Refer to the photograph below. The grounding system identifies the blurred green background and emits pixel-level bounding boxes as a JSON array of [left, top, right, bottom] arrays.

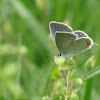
[[0, 0, 100, 100]]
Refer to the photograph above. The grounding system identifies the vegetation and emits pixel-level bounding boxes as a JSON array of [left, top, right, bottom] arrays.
[[0, 0, 100, 100]]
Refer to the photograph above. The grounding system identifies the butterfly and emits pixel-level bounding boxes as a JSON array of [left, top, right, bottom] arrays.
[[49, 21, 95, 57]]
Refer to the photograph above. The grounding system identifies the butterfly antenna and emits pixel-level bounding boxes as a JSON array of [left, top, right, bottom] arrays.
[[93, 43, 98, 45]]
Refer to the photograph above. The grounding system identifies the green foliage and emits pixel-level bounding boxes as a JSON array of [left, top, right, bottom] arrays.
[[51, 66, 60, 80], [43, 56, 99, 100], [84, 65, 100, 81], [0, 0, 100, 100], [54, 56, 65, 67], [42, 96, 50, 100], [55, 79, 66, 96], [70, 70, 76, 80], [76, 78, 83, 84], [71, 93, 79, 100]]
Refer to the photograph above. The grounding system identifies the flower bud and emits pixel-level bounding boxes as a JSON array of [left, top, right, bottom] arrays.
[[55, 79, 65, 94], [67, 57, 77, 67], [42, 96, 50, 100], [71, 93, 79, 100], [84, 56, 96, 71], [76, 78, 83, 84], [67, 91, 72, 97], [54, 56, 65, 67], [19, 46, 28, 55], [62, 86, 66, 95]]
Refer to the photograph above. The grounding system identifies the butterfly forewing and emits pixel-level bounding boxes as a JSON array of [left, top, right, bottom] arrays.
[[49, 22, 73, 44]]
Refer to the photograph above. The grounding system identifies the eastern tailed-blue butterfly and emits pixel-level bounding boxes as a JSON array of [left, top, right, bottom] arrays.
[[49, 21, 95, 57]]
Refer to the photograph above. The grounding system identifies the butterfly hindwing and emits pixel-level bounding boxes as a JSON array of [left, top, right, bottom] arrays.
[[64, 37, 93, 56], [55, 32, 93, 56], [55, 32, 77, 55], [73, 31, 88, 38]]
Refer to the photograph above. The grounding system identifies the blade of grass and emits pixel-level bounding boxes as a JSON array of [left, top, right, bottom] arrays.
[[84, 78, 93, 100], [84, 65, 100, 81], [83, 65, 100, 100], [16, 33, 22, 98], [8, 0, 51, 53]]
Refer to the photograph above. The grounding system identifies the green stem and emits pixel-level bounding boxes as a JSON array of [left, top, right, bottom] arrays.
[[84, 78, 93, 100], [65, 69, 70, 100], [50, 80, 56, 100], [82, 72, 88, 80], [69, 81, 73, 91], [67, 69, 70, 92], [45, 78, 51, 96]]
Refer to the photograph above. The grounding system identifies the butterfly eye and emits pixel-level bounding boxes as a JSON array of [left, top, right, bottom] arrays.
[[57, 53, 62, 57]]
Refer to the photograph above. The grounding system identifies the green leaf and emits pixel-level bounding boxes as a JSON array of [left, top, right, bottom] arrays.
[[70, 70, 76, 80], [51, 66, 60, 79], [84, 65, 100, 81]]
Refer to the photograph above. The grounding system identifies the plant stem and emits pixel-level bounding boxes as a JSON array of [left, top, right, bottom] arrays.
[[67, 69, 70, 92], [45, 78, 51, 96], [65, 69, 70, 100], [50, 80, 56, 100], [69, 81, 73, 91], [82, 71, 88, 80]]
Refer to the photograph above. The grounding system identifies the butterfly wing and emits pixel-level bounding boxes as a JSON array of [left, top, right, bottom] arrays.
[[49, 22, 73, 44], [73, 30, 88, 38], [55, 32, 93, 57], [55, 32, 77, 55], [64, 37, 93, 56]]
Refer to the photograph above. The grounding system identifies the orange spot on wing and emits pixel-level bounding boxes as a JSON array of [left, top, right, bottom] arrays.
[[86, 41, 91, 47]]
